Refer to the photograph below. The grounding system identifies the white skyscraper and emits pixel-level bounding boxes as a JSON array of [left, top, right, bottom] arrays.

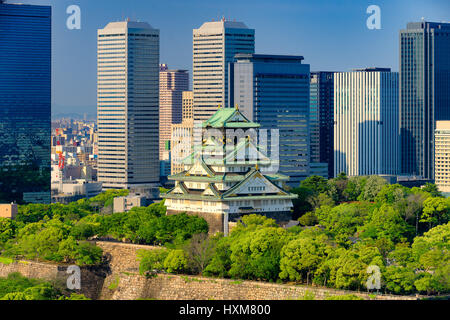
[[193, 18, 255, 121], [97, 21, 160, 189], [334, 68, 399, 177]]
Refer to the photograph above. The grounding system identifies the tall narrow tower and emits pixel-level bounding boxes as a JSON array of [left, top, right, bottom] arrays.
[[159, 65, 189, 161], [0, 2, 51, 203], [399, 21, 450, 180], [193, 19, 254, 121], [97, 21, 160, 190]]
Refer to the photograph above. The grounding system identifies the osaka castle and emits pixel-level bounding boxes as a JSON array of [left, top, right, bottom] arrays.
[[163, 106, 296, 234]]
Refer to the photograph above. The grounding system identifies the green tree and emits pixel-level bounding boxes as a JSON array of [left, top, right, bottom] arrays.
[[421, 197, 450, 229], [279, 234, 328, 284], [228, 226, 289, 281], [357, 176, 387, 202], [185, 233, 217, 275], [358, 204, 414, 242], [343, 176, 367, 201], [421, 183, 442, 197], [137, 249, 169, 275], [0, 218, 16, 245], [298, 211, 319, 226], [163, 249, 188, 273], [300, 175, 330, 195]]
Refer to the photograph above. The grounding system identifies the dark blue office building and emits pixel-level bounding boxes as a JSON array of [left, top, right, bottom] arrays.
[[310, 72, 334, 178], [0, 2, 51, 203], [400, 21, 450, 180], [230, 54, 310, 187]]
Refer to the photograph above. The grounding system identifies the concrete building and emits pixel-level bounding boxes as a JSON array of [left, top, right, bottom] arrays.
[[163, 107, 296, 234], [159, 65, 189, 160], [97, 20, 160, 190], [435, 121, 450, 193], [400, 21, 450, 180], [0, 203, 18, 219], [193, 18, 255, 121], [334, 68, 399, 177], [310, 72, 334, 178], [230, 54, 310, 187], [113, 195, 146, 213], [0, 2, 51, 204]]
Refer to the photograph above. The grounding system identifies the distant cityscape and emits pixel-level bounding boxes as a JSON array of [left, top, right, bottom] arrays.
[[0, 1, 449, 230]]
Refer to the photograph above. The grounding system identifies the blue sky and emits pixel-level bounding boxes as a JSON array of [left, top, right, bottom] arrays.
[[18, 0, 450, 114]]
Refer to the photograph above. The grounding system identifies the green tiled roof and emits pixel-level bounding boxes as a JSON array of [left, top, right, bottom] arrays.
[[162, 193, 296, 201], [168, 171, 289, 182], [202, 107, 259, 128]]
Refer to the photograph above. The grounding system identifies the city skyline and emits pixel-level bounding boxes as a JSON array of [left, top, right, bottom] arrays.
[[16, 0, 450, 114]]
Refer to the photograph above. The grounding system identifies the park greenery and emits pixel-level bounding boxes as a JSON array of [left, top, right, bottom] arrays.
[[138, 174, 449, 296], [0, 189, 208, 266], [0, 175, 449, 296]]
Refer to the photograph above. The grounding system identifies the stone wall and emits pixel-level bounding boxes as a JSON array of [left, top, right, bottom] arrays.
[[106, 273, 420, 301], [0, 241, 431, 300], [93, 241, 160, 300]]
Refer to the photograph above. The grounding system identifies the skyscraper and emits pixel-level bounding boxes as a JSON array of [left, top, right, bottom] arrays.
[[193, 18, 255, 121], [310, 72, 334, 178], [159, 65, 189, 160], [97, 21, 160, 190], [230, 54, 310, 187], [334, 68, 399, 177], [0, 3, 51, 204], [170, 91, 194, 175], [400, 21, 450, 180]]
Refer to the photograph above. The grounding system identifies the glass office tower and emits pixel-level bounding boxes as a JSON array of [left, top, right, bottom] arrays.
[[230, 54, 310, 187], [400, 21, 450, 180], [310, 72, 334, 178], [0, 3, 51, 203]]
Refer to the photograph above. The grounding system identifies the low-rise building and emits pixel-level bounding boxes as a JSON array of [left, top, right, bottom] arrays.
[[113, 195, 146, 213], [0, 203, 18, 219], [435, 121, 450, 193]]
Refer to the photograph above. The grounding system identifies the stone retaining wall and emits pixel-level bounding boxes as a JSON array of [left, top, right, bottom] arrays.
[[106, 273, 420, 300], [0, 241, 432, 300]]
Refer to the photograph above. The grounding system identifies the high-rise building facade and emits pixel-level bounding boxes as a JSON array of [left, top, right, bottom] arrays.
[[97, 21, 160, 190], [400, 21, 450, 180], [193, 19, 255, 121], [0, 3, 51, 203], [171, 91, 195, 175], [334, 68, 399, 177], [182, 91, 194, 121], [310, 72, 334, 178], [434, 121, 450, 193], [159, 65, 189, 160], [230, 54, 310, 187]]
